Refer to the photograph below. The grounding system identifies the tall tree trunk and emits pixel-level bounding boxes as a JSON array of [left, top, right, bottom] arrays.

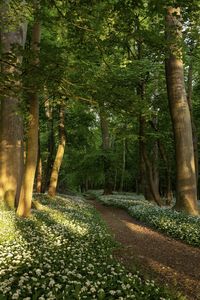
[[165, 7, 198, 215], [48, 103, 66, 197], [0, 2, 27, 208], [151, 117, 160, 200], [17, 18, 41, 217], [120, 138, 126, 192], [41, 99, 54, 193], [187, 59, 198, 192], [138, 115, 146, 195], [99, 106, 113, 195]]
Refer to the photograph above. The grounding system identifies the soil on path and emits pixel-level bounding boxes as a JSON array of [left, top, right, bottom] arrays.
[[88, 200, 200, 300]]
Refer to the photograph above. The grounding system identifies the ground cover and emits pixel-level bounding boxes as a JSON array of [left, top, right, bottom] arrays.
[[0, 194, 178, 299], [91, 191, 200, 247]]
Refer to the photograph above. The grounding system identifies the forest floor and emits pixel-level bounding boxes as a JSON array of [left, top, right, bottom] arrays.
[[87, 200, 200, 300]]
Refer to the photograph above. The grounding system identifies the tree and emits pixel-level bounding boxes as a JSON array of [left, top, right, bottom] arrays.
[[48, 101, 66, 197], [165, 6, 199, 215], [0, 0, 27, 208], [17, 8, 41, 217]]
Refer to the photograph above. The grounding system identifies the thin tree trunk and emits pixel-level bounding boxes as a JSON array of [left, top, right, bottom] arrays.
[[151, 117, 160, 200], [0, 2, 27, 208], [114, 169, 118, 191], [41, 100, 54, 193], [17, 18, 41, 217], [36, 135, 42, 193], [165, 7, 198, 215], [158, 142, 173, 205], [149, 121, 173, 205], [135, 32, 147, 197], [120, 138, 126, 192], [99, 106, 113, 195], [138, 115, 146, 195], [48, 103, 66, 197], [140, 116, 162, 206]]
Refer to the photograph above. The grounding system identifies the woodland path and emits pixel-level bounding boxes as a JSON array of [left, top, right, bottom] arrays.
[[87, 200, 200, 300]]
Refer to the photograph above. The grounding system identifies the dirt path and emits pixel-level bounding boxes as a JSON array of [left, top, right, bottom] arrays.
[[88, 200, 200, 300]]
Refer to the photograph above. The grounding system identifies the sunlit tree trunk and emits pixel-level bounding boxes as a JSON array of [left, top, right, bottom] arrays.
[[165, 7, 198, 215], [99, 106, 113, 195], [36, 135, 42, 193], [48, 103, 66, 197], [17, 17, 41, 217], [0, 1, 27, 208]]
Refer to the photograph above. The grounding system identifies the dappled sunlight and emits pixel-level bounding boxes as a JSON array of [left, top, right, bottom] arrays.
[[121, 219, 149, 234], [40, 206, 89, 237]]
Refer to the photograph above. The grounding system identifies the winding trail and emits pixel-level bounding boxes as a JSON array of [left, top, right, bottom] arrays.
[[88, 200, 200, 300]]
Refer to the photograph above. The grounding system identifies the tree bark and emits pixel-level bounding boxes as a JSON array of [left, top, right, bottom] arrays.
[[48, 103, 66, 197], [36, 134, 42, 193], [151, 117, 160, 200], [187, 59, 198, 192], [140, 116, 162, 206], [120, 138, 126, 192], [165, 7, 198, 215], [17, 18, 41, 217], [114, 169, 118, 191], [41, 100, 55, 193], [99, 106, 113, 195], [138, 116, 146, 195], [149, 120, 173, 205], [0, 1, 27, 208]]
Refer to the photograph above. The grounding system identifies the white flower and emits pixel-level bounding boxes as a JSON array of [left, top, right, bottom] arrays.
[[49, 279, 55, 287], [35, 269, 42, 276]]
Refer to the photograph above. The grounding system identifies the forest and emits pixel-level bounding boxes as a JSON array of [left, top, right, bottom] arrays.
[[0, 0, 200, 299]]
